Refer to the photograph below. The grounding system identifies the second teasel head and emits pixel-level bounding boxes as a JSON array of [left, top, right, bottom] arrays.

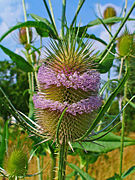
[[117, 28, 135, 57]]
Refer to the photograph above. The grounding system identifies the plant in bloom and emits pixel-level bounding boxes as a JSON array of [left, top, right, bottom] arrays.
[[33, 34, 102, 145]]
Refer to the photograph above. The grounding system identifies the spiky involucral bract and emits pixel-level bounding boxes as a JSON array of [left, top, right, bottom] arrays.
[[117, 29, 134, 57], [6, 149, 28, 177], [33, 34, 102, 144]]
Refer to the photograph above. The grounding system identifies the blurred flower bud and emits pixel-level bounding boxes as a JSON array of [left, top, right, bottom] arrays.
[[19, 27, 33, 45], [103, 6, 117, 26]]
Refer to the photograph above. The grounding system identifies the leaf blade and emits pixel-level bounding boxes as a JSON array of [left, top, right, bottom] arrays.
[[0, 45, 33, 72], [72, 132, 135, 153], [67, 162, 95, 180], [0, 21, 57, 42]]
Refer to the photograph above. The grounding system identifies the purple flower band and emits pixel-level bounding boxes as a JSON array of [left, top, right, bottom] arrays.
[[33, 93, 102, 116], [38, 65, 100, 92]]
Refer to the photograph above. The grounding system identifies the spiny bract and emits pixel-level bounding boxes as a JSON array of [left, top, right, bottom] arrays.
[[6, 148, 28, 177]]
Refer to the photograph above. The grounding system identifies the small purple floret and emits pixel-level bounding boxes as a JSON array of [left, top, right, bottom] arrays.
[[33, 93, 102, 116], [38, 65, 100, 91]]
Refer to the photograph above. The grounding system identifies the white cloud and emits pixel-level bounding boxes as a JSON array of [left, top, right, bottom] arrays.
[[0, 0, 30, 60], [0, 0, 24, 36]]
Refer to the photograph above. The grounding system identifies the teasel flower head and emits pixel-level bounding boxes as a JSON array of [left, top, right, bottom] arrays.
[[33, 33, 102, 144], [4, 146, 28, 178], [117, 28, 135, 57], [103, 6, 117, 26]]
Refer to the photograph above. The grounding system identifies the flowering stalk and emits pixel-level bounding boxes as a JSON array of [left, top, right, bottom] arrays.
[[58, 142, 68, 180], [33, 33, 102, 179], [119, 59, 128, 176], [117, 28, 134, 177], [49, 152, 57, 180], [22, 0, 35, 119]]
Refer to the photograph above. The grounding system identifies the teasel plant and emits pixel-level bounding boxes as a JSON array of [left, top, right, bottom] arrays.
[[0, 0, 135, 179], [33, 30, 103, 179], [116, 27, 135, 177]]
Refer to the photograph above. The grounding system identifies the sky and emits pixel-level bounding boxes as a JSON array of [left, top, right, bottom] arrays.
[[0, 0, 135, 61]]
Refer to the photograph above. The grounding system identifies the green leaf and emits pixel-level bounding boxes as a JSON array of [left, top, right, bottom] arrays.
[[66, 171, 76, 179], [99, 79, 119, 96], [122, 166, 135, 179], [76, 68, 129, 141], [82, 17, 135, 29], [107, 173, 121, 180], [0, 88, 45, 138], [30, 14, 56, 38], [56, 107, 68, 144], [0, 120, 8, 167], [30, 14, 52, 26], [42, 0, 58, 36], [73, 26, 107, 45], [0, 45, 33, 72], [0, 21, 57, 42], [85, 33, 107, 45], [98, 44, 116, 73], [126, 98, 135, 108], [67, 162, 95, 180], [72, 132, 135, 153], [70, 0, 86, 27]]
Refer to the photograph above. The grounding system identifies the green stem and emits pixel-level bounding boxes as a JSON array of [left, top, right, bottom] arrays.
[[61, 0, 66, 38], [22, 0, 35, 119], [123, 0, 128, 17], [22, 0, 32, 47], [86, 160, 89, 173], [42, 0, 58, 36], [27, 62, 34, 119], [50, 151, 57, 180], [37, 156, 43, 180], [58, 143, 68, 180], [119, 59, 128, 177], [118, 58, 124, 80], [70, 0, 86, 27], [106, 25, 112, 100]]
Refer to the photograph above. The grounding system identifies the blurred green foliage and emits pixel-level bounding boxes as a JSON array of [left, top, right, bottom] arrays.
[[0, 60, 29, 120]]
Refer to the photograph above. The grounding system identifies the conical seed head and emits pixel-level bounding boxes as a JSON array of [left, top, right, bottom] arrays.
[[117, 29, 134, 57], [33, 35, 102, 143], [103, 6, 117, 26], [6, 149, 28, 177]]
